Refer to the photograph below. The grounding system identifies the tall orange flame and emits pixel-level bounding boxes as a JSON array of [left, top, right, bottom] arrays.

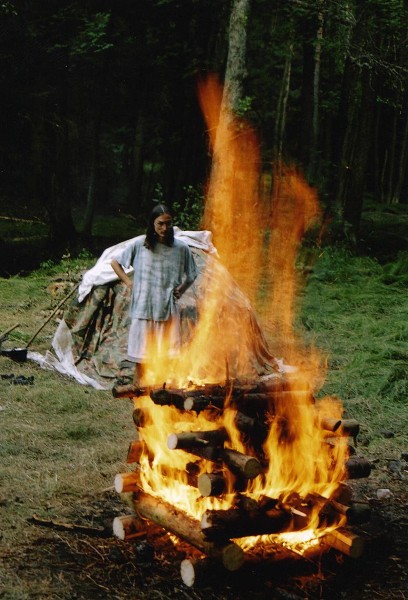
[[133, 75, 348, 551]]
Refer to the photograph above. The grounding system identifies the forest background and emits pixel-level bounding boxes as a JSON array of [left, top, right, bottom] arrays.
[[1, 0, 407, 273], [0, 2, 408, 598]]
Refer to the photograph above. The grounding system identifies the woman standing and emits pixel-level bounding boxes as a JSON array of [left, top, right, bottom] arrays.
[[111, 204, 198, 387]]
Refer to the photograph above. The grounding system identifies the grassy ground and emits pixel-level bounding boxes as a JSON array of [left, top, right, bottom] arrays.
[[0, 230, 407, 598]]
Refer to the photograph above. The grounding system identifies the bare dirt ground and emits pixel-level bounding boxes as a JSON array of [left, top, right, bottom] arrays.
[[1, 474, 407, 599], [0, 360, 407, 600]]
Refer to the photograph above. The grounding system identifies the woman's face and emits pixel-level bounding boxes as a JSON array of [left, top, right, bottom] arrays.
[[154, 213, 173, 242]]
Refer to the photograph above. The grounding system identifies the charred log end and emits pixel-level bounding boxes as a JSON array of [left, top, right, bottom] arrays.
[[214, 542, 245, 572], [198, 472, 226, 497], [321, 417, 342, 432], [112, 515, 146, 541], [114, 472, 139, 493]]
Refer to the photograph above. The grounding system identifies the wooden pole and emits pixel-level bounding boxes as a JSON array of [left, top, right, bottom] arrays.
[[25, 284, 79, 349]]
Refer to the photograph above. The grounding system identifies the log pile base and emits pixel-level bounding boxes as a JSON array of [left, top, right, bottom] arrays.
[[113, 375, 372, 587]]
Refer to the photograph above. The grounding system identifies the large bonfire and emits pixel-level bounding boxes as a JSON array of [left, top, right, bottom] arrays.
[[112, 77, 370, 577]]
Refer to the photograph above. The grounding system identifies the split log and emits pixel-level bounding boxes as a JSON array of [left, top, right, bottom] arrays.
[[128, 488, 245, 571], [345, 456, 372, 479], [323, 527, 365, 558], [112, 515, 147, 541], [201, 503, 292, 540], [167, 428, 229, 450]]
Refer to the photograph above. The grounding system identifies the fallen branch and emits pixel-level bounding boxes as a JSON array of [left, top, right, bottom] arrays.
[[29, 514, 109, 537]]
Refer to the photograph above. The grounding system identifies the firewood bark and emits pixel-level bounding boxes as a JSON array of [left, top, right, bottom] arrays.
[[329, 499, 371, 525], [167, 428, 229, 450], [345, 456, 372, 479], [320, 417, 342, 432], [112, 384, 148, 398], [221, 448, 262, 479], [201, 504, 291, 540], [132, 408, 148, 428], [234, 411, 268, 442], [126, 440, 145, 464], [338, 419, 360, 438], [128, 489, 245, 571], [115, 472, 140, 493]]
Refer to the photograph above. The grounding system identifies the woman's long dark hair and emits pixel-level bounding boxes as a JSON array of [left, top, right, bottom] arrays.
[[144, 204, 174, 250]]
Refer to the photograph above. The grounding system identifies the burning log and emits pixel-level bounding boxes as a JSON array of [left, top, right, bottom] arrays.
[[127, 489, 245, 571], [221, 448, 262, 479], [197, 472, 226, 497], [184, 395, 224, 412], [132, 408, 148, 428], [234, 411, 269, 443], [153, 378, 313, 414], [126, 439, 145, 464], [200, 497, 292, 540], [320, 417, 342, 432], [150, 388, 186, 410], [167, 428, 229, 450], [167, 428, 263, 480]]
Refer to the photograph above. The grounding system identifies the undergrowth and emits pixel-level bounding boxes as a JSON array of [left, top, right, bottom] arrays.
[[299, 246, 408, 454]]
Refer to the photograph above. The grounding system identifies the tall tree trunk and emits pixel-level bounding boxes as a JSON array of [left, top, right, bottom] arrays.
[[341, 67, 376, 240], [273, 42, 293, 167], [310, 2, 324, 180], [393, 93, 408, 204], [220, 0, 251, 117], [81, 113, 102, 237]]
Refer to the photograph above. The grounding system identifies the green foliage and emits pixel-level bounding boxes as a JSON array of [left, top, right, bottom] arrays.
[[382, 252, 408, 286], [299, 247, 408, 448], [172, 185, 204, 230], [71, 12, 113, 55]]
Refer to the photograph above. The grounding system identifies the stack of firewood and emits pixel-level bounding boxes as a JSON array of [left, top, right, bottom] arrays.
[[112, 376, 372, 586]]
